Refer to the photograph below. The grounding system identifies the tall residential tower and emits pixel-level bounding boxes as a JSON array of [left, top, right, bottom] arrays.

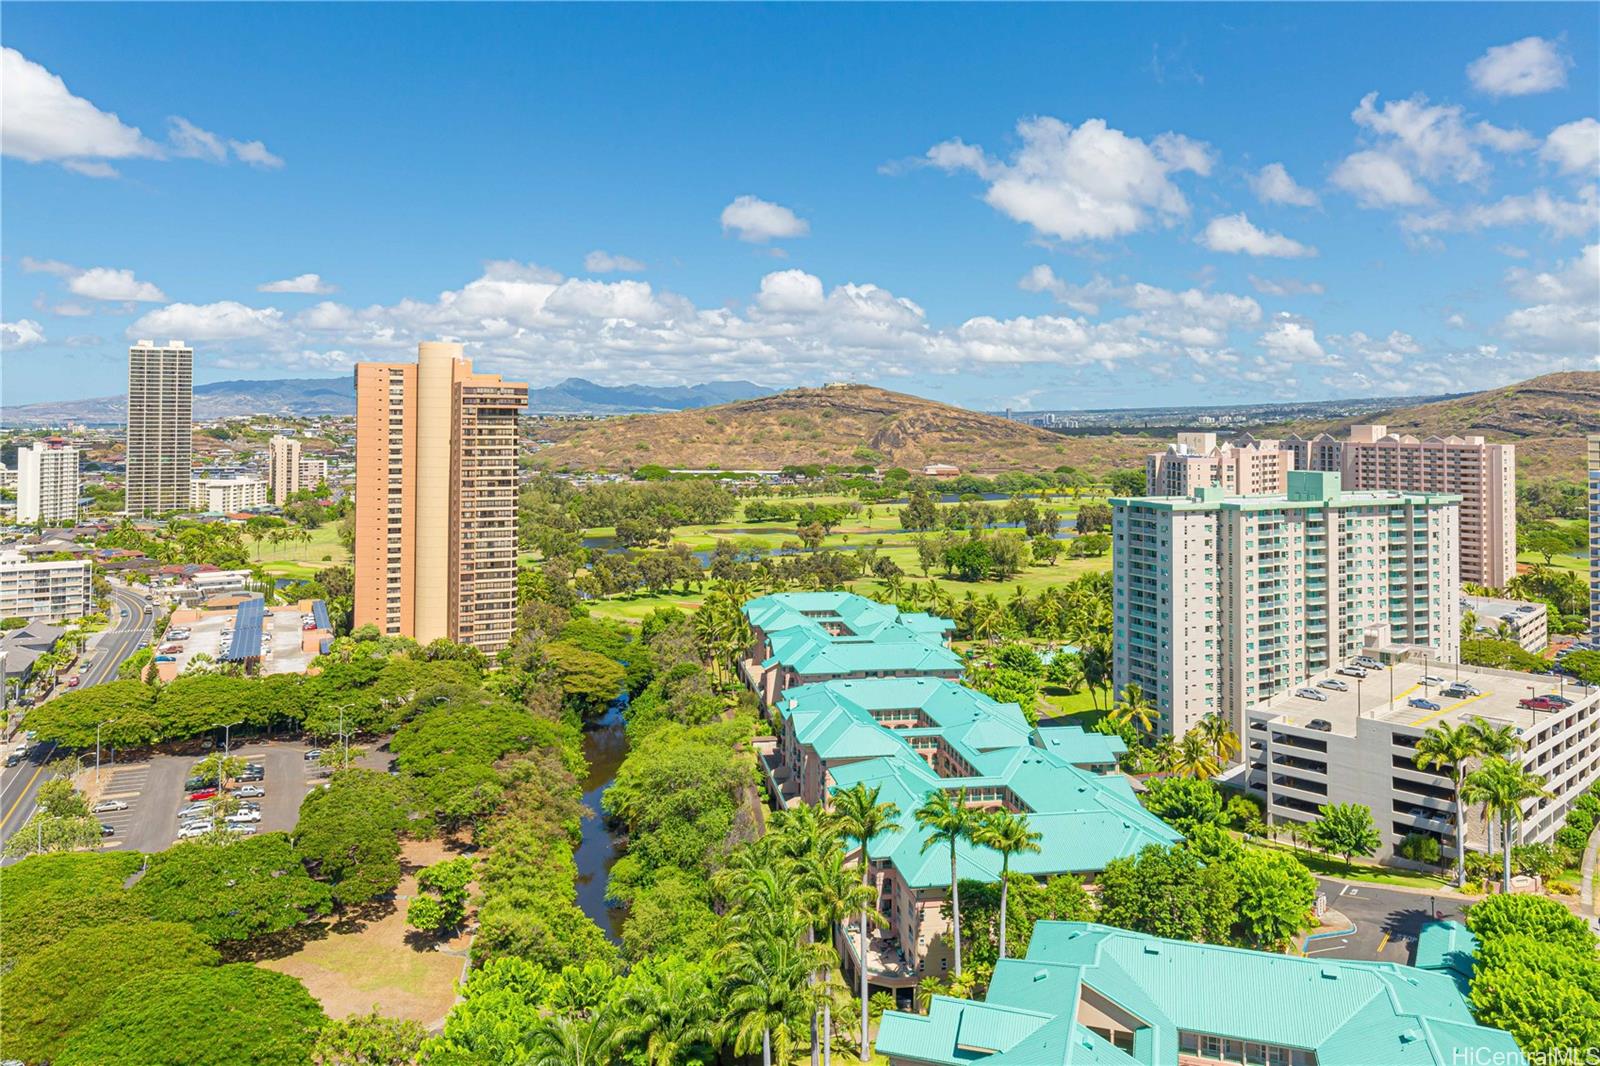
[[353, 342, 527, 653], [1112, 471, 1460, 742], [126, 340, 193, 515], [16, 440, 80, 526]]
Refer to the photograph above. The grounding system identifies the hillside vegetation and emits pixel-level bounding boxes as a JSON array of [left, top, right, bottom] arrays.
[[1275, 371, 1600, 481], [531, 384, 1155, 474]]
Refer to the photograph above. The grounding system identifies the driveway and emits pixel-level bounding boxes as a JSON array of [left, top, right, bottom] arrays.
[[1305, 879, 1470, 964]]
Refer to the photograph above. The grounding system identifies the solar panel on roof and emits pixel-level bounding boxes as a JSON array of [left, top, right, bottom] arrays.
[[312, 600, 330, 630], [223, 598, 265, 661]]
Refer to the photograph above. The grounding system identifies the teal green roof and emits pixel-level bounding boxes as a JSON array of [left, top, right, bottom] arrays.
[[878, 922, 1524, 1066], [1037, 724, 1126, 766], [746, 593, 963, 677], [1413, 920, 1478, 996], [792, 680, 1179, 888], [1111, 471, 1461, 513]]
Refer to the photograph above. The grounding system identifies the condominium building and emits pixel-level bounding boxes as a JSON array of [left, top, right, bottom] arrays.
[[126, 340, 194, 515], [876, 920, 1520, 1066], [353, 342, 527, 653], [1112, 471, 1460, 742], [297, 457, 329, 491], [1281, 431, 1343, 473], [759, 674, 1176, 998], [0, 550, 93, 624], [1144, 433, 1293, 497], [1246, 657, 1599, 862], [1462, 594, 1548, 653], [1589, 434, 1600, 634], [16, 440, 81, 525], [267, 436, 302, 503], [190, 477, 268, 513], [740, 591, 962, 707], [1341, 425, 1515, 588]]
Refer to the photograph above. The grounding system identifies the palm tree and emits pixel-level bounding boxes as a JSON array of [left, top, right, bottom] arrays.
[[1149, 734, 1180, 774], [1174, 732, 1220, 779], [1195, 713, 1239, 765], [803, 848, 878, 1066], [619, 965, 720, 1066], [1468, 719, 1523, 856], [1412, 722, 1480, 886], [832, 783, 900, 1063], [529, 1011, 622, 1066], [970, 809, 1042, 960], [1463, 757, 1551, 894], [914, 787, 978, 977], [771, 803, 837, 1066], [1109, 683, 1156, 733], [722, 919, 829, 1066]]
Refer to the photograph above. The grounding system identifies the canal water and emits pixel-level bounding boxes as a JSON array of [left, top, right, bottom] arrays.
[[574, 706, 628, 943]]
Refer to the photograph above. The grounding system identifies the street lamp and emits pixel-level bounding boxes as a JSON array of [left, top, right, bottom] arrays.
[[213, 719, 244, 790], [1356, 676, 1364, 718], [94, 718, 121, 784]]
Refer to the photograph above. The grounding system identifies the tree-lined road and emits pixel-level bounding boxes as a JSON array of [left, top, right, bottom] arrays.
[[0, 583, 157, 853]]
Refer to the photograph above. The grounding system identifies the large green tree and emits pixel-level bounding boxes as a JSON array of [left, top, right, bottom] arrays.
[[131, 833, 333, 943], [1309, 803, 1381, 873], [292, 768, 415, 906]]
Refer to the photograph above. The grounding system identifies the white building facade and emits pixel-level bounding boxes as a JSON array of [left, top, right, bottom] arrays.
[[126, 340, 194, 515], [191, 477, 268, 513], [0, 551, 93, 624], [1112, 471, 1460, 742], [16, 441, 81, 526]]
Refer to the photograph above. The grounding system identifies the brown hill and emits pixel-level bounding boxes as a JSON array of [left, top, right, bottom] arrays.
[[529, 384, 1156, 475], [1273, 371, 1600, 482]]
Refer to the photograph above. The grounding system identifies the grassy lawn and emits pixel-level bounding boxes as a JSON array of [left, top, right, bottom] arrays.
[[1248, 837, 1455, 891], [1517, 550, 1587, 576], [256, 523, 349, 580], [1037, 687, 1109, 725]]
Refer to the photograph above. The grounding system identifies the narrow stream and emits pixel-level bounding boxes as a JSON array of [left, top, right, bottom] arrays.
[[574, 706, 628, 943]]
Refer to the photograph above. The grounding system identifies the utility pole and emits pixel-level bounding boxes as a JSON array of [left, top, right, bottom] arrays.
[[95, 718, 121, 785]]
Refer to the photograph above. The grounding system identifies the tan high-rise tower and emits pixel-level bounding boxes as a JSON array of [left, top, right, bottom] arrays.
[[126, 340, 193, 515], [353, 343, 527, 652], [268, 435, 302, 503]]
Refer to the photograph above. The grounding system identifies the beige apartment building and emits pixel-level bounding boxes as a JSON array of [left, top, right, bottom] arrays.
[[126, 340, 194, 515], [268, 435, 302, 503], [0, 550, 93, 624], [16, 440, 80, 526], [1144, 432, 1293, 497], [1112, 471, 1460, 743], [1341, 425, 1515, 588], [353, 342, 527, 653], [190, 477, 268, 513]]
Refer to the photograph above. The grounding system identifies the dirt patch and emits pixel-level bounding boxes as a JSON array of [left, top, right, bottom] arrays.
[[259, 839, 472, 1029]]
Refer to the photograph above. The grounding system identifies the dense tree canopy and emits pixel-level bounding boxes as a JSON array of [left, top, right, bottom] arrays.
[[292, 769, 417, 905], [132, 833, 333, 942]]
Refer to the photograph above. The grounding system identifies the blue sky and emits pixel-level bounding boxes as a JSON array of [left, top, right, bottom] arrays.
[[2, 3, 1596, 409]]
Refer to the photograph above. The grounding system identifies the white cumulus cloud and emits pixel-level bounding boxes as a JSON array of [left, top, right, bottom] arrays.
[[917, 116, 1213, 242], [1541, 118, 1600, 177], [720, 195, 810, 242], [66, 267, 166, 302], [259, 273, 336, 295], [1, 47, 159, 174], [1330, 150, 1431, 207], [1250, 163, 1319, 207], [129, 301, 285, 341], [229, 139, 284, 169], [1248, 276, 1326, 297], [1468, 36, 1569, 97], [167, 116, 228, 162], [1199, 214, 1317, 257], [0, 319, 46, 349], [1260, 318, 1327, 362]]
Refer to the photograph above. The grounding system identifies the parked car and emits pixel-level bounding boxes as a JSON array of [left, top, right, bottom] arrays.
[[1408, 697, 1441, 711], [183, 776, 212, 790], [235, 785, 265, 798], [1337, 666, 1368, 679], [1295, 687, 1327, 702], [99, 823, 115, 836], [222, 823, 257, 836], [1354, 656, 1384, 669], [159, 644, 183, 654], [1545, 695, 1574, 707], [304, 749, 323, 762], [1307, 719, 1333, 732], [153, 655, 175, 664], [1421, 675, 1448, 686], [238, 770, 264, 783], [186, 788, 219, 801], [177, 824, 212, 839], [65, 676, 80, 688], [225, 810, 261, 824], [177, 804, 212, 820], [91, 799, 129, 813], [1318, 679, 1349, 692], [1442, 686, 1474, 699]]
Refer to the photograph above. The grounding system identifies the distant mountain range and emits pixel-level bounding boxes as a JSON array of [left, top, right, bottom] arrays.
[[0, 376, 776, 425]]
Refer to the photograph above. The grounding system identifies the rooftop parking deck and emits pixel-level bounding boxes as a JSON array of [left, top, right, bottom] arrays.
[[1249, 657, 1594, 737]]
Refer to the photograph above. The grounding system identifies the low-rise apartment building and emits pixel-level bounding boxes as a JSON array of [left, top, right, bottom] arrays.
[[190, 477, 268, 513], [0, 550, 93, 624], [1113, 471, 1460, 742], [741, 592, 961, 707], [877, 920, 1521, 1066], [1144, 432, 1293, 497], [1245, 658, 1599, 861], [1463, 594, 1548, 653], [757, 676, 1176, 1000]]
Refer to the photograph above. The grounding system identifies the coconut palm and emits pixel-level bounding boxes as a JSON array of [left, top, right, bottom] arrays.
[[832, 783, 900, 1063], [1109, 683, 1156, 734], [1468, 718, 1523, 856], [1195, 713, 1240, 764], [722, 917, 830, 1066], [1412, 721, 1480, 886], [1463, 757, 1551, 894], [970, 809, 1042, 959], [1174, 731, 1220, 779], [1149, 734, 1180, 774], [914, 787, 978, 977], [802, 847, 879, 1066], [529, 1010, 623, 1066], [618, 964, 720, 1066]]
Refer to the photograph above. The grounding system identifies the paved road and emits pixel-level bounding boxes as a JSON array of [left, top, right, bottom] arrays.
[[1305, 878, 1468, 963], [0, 583, 157, 854]]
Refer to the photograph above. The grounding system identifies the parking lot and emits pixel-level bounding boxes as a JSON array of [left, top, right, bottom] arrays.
[[1304, 879, 1468, 963], [90, 739, 341, 853]]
